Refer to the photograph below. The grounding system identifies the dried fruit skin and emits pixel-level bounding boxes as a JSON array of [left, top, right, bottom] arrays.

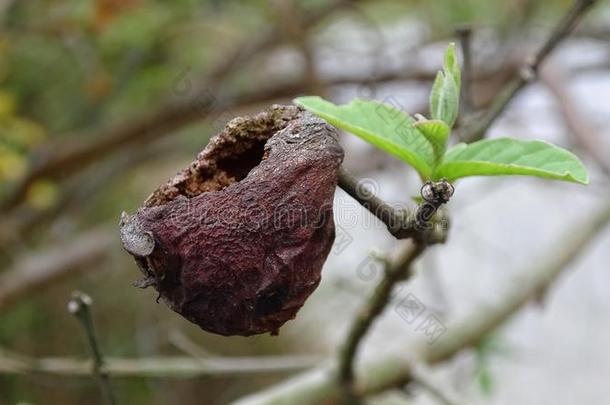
[[120, 105, 343, 336]]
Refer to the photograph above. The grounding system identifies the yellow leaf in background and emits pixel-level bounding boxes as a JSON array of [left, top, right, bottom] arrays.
[[0, 90, 16, 117], [10, 117, 46, 147], [0, 117, 46, 148], [0, 147, 27, 181], [0, 89, 46, 155], [26, 180, 59, 210]]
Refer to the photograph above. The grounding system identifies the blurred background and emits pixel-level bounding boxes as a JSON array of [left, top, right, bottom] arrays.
[[1, 0, 609, 404]]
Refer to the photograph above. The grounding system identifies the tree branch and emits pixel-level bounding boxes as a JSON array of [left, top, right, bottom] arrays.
[[233, 197, 610, 404], [338, 168, 419, 240], [338, 241, 426, 400], [336, 170, 454, 400], [337, 168, 450, 244], [0, 228, 113, 313], [0, 353, 323, 378], [458, 0, 598, 143]]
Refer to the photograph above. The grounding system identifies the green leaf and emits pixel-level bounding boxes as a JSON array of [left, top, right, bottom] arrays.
[[430, 71, 444, 118], [414, 118, 450, 161], [430, 43, 461, 127], [433, 138, 589, 184], [295, 96, 435, 179], [443, 42, 461, 89]]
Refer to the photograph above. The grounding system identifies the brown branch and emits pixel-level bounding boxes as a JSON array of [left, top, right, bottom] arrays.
[[458, 0, 598, 143], [0, 227, 113, 312], [338, 168, 450, 244], [338, 241, 426, 401], [338, 168, 419, 240], [336, 170, 453, 400], [233, 196, 610, 404]]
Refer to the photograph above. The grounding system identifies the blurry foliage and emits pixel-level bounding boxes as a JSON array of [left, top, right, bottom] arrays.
[[473, 333, 511, 397], [0, 88, 46, 196]]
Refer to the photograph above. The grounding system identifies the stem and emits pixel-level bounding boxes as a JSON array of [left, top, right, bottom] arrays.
[[68, 292, 117, 405], [338, 168, 417, 239], [338, 168, 448, 243], [338, 241, 426, 401]]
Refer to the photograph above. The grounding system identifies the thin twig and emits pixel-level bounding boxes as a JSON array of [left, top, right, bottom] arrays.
[[338, 241, 426, 401], [458, 0, 598, 143], [68, 292, 117, 405], [338, 168, 418, 240], [338, 168, 450, 244]]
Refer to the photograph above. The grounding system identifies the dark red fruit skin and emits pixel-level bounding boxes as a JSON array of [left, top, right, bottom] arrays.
[[120, 105, 343, 336]]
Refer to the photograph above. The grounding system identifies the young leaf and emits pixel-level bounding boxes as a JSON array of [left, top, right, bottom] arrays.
[[433, 138, 589, 184], [429, 44, 461, 128], [295, 96, 435, 179], [443, 42, 461, 89], [414, 119, 450, 161]]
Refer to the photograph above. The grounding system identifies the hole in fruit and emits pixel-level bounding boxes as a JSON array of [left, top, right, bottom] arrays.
[[145, 137, 269, 207], [142, 105, 304, 208], [215, 139, 267, 183]]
